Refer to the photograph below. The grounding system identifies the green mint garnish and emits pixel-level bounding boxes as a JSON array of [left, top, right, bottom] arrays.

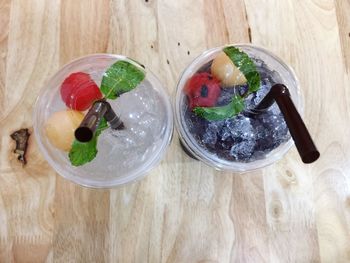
[[101, 60, 145, 99], [194, 96, 244, 121], [69, 118, 108, 166], [69, 138, 98, 167], [223, 46, 261, 93]]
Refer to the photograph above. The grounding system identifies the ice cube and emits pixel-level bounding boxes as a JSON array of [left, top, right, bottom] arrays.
[[219, 126, 232, 141], [252, 110, 290, 152], [202, 129, 217, 147], [229, 139, 255, 161], [225, 115, 255, 141], [202, 121, 224, 147], [262, 112, 289, 139]]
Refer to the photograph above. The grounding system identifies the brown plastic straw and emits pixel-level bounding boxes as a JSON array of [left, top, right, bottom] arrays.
[[251, 84, 320, 163], [75, 100, 124, 142], [103, 101, 125, 130], [75, 101, 108, 142]]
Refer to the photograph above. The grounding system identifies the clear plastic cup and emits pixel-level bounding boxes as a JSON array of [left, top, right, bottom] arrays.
[[175, 44, 303, 172], [34, 54, 173, 188]]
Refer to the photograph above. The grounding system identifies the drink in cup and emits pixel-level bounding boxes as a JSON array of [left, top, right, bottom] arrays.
[[175, 44, 317, 172], [34, 54, 173, 187]]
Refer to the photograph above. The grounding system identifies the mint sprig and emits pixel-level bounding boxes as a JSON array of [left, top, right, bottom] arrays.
[[193, 46, 261, 121], [101, 61, 145, 99], [223, 46, 261, 93], [69, 118, 108, 166], [194, 96, 244, 121]]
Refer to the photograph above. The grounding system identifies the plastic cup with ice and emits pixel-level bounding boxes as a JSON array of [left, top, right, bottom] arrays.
[[34, 54, 173, 187], [175, 44, 303, 171]]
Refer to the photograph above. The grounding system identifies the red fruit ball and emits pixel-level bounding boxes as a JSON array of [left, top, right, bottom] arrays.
[[60, 72, 103, 111], [184, 72, 221, 109]]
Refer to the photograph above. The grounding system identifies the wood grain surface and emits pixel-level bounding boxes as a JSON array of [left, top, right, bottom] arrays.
[[0, 0, 349, 262]]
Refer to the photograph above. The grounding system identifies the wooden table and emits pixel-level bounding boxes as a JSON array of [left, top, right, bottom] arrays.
[[1, 0, 350, 262]]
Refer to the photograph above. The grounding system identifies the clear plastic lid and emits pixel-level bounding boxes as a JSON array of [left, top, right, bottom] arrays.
[[34, 54, 173, 188], [175, 44, 302, 172]]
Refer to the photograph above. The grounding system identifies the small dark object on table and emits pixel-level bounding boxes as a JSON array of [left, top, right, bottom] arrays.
[[10, 128, 30, 165]]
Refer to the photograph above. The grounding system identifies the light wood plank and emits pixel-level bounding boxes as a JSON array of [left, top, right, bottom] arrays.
[[243, 0, 342, 262], [291, 1, 350, 262], [53, 177, 110, 262], [0, 0, 59, 262], [0, 0, 10, 116], [60, 0, 110, 64], [335, 0, 350, 73]]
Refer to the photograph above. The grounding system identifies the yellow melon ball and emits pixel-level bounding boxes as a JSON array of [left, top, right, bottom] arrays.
[[45, 110, 84, 151], [211, 52, 247, 87]]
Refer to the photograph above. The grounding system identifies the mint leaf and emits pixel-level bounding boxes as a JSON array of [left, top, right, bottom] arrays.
[[101, 61, 145, 99], [69, 117, 109, 166], [194, 96, 244, 121], [69, 137, 98, 166], [223, 46, 261, 93]]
